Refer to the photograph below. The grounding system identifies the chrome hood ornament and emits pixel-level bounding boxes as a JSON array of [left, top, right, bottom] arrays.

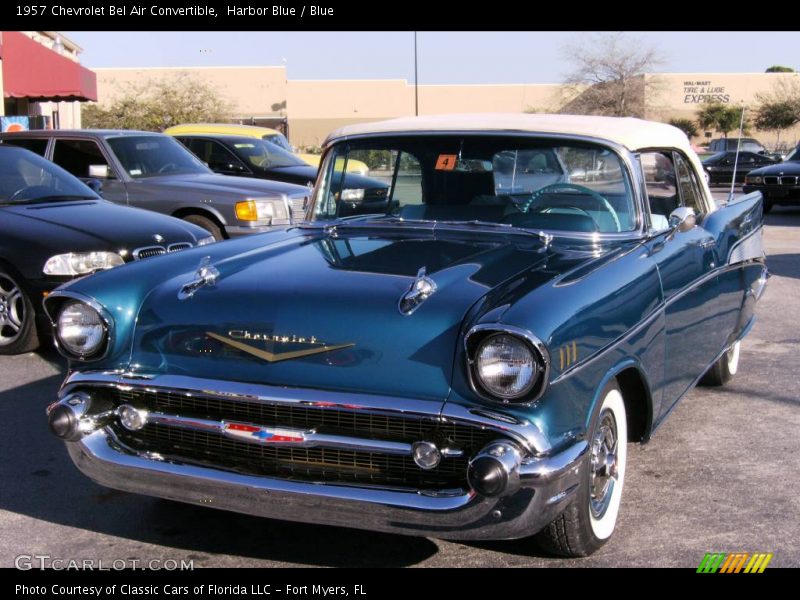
[[178, 256, 220, 300], [398, 266, 438, 315]]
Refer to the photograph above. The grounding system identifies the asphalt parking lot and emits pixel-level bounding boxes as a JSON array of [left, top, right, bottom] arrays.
[[1, 188, 798, 568]]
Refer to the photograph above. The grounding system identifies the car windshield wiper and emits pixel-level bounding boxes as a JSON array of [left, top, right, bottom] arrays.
[[433, 219, 553, 242]]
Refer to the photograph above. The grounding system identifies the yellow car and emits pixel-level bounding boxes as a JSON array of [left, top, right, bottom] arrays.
[[163, 123, 369, 175]]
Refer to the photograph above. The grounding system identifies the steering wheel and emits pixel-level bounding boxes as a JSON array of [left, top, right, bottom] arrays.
[[535, 205, 602, 231], [158, 163, 177, 174], [8, 185, 57, 202], [521, 183, 622, 232]]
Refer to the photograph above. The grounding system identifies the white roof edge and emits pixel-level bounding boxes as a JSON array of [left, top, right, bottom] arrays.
[[325, 113, 692, 153]]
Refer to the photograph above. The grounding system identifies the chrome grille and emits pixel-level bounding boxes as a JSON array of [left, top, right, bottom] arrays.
[[133, 243, 192, 260], [290, 194, 309, 223], [780, 176, 798, 185], [133, 246, 166, 260], [91, 386, 499, 489], [764, 176, 780, 185]]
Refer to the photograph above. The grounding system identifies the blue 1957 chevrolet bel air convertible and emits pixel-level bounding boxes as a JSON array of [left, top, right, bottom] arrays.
[[45, 114, 767, 556]]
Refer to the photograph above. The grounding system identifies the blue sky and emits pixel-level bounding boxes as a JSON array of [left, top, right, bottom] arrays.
[[65, 31, 800, 84]]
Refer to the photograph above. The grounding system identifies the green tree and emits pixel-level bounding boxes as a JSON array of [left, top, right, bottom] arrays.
[[765, 65, 795, 73], [83, 74, 230, 131], [667, 118, 699, 139], [696, 103, 746, 138], [753, 101, 799, 146]]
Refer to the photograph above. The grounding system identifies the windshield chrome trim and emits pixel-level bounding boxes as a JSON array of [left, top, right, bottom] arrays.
[[313, 130, 648, 241]]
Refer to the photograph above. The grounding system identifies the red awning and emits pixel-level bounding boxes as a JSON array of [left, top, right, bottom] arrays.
[[1, 32, 96, 102]]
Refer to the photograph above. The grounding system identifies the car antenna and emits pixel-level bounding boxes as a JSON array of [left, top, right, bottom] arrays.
[[728, 102, 747, 204]]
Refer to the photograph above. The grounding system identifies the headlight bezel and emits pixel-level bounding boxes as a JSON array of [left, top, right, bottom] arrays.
[[465, 325, 549, 404], [45, 294, 113, 361], [43, 251, 125, 276]]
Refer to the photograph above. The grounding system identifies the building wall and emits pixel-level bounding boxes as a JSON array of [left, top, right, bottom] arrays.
[[94, 66, 288, 119], [92, 67, 800, 150], [646, 72, 800, 148]]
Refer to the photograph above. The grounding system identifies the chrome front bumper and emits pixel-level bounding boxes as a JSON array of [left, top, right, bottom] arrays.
[[67, 429, 587, 540]]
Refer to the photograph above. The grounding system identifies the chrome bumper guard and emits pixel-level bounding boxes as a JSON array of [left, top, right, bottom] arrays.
[[68, 429, 587, 540], [57, 372, 587, 540]]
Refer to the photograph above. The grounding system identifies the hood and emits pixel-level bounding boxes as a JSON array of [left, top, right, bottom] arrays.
[[124, 227, 583, 400], [2, 199, 206, 251], [138, 173, 309, 197], [747, 160, 800, 176]]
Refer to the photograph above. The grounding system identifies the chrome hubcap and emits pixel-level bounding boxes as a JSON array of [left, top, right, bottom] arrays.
[[590, 409, 618, 518], [0, 275, 25, 345]]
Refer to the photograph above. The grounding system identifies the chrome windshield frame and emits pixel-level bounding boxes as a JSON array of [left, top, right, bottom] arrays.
[[310, 130, 648, 243]]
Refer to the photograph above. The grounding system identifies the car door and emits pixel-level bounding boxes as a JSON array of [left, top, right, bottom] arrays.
[[187, 138, 251, 177], [50, 138, 128, 205], [641, 151, 722, 415]]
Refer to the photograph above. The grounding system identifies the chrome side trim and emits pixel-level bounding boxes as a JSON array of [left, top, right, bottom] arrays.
[[144, 412, 418, 456], [728, 227, 764, 265], [58, 372, 550, 454], [463, 324, 551, 406]]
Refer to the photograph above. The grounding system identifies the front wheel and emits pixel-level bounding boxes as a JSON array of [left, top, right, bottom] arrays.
[[0, 269, 39, 355], [183, 214, 225, 241], [699, 341, 740, 387], [535, 382, 628, 557]]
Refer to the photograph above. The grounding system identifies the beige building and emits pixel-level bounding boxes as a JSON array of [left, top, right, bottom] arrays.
[[92, 66, 800, 151]]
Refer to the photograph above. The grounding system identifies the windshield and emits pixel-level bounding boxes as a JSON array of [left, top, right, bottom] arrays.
[[0, 147, 98, 204], [262, 133, 293, 152], [312, 135, 637, 234], [107, 135, 210, 178], [785, 147, 800, 162], [230, 139, 307, 169]]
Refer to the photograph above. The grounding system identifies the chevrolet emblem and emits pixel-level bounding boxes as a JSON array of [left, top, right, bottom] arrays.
[[205, 331, 354, 363]]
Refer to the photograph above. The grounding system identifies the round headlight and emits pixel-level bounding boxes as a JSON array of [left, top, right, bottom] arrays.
[[56, 301, 107, 358], [474, 333, 538, 400]]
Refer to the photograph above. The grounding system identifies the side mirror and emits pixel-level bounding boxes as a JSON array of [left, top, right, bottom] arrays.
[[88, 164, 111, 179], [85, 178, 103, 194], [669, 206, 696, 233]]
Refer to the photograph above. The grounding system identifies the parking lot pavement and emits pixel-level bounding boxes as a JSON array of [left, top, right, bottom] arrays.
[[1, 197, 798, 568]]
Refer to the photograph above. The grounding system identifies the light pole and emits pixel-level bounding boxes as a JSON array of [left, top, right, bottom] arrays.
[[414, 31, 419, 116]]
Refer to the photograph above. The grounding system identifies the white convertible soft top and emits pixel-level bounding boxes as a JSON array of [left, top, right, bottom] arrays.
[[326, 113, 692, 153]]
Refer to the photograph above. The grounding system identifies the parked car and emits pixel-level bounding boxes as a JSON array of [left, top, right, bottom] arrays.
[[708, 137, 766, 154], [164, 123, 370, 175], [701, 150, 779, 184], [172, 133, 391, 216], [45, 114, 766, 557], [0, 145, 213, 355], [743, 144, 800, 212], [0, 130, 310, 240]]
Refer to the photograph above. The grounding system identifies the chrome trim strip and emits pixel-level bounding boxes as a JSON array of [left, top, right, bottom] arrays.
[[58, 372, 550, 454], [144, 412, 416, 456], [463, 324, 551, 406], [728, 227, 764, 265], [65, 429, 587, 539]]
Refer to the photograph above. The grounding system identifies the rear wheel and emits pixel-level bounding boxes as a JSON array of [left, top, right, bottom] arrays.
[[534, 381, 628, 557], [699, 341, 740, 387], [183, 214, 225, 241], [0, 269, 39, 355]]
